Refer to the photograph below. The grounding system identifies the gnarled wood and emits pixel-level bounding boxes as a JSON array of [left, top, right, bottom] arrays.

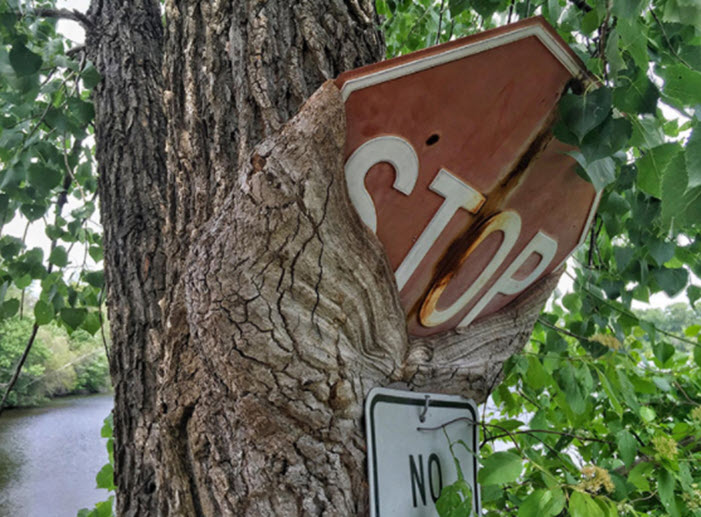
[[86, 0, 560, 514]]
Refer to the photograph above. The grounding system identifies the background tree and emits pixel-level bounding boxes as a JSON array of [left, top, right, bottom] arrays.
[[1, 0, 701, 516]]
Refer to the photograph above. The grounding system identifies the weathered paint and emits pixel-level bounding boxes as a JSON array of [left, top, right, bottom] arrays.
[[336, 17, 598, 337]]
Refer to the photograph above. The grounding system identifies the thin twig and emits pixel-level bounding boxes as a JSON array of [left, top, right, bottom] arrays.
[[538, 317, 591, 342], [567, 269, 701, 349], [0, 324, 39, 416], [98, 288, 111, 367], [508, 0, 515, 23], [650, 8, 691, 69], [484, 428, 613, 446], [569, 0, 592, 13], [66, 45, 86, 58], [435, 0, 445, 45], [30, 8, 92, 29]]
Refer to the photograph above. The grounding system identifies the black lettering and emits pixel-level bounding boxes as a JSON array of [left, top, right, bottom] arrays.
[[428, 453, 443, 503], [409, 454, 426, 507]]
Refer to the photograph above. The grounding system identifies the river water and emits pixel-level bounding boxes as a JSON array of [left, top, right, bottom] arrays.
[[0, 393, 114, 517]]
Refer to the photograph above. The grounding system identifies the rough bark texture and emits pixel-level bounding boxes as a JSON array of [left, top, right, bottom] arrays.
[[85, 1, 167, 515], [85, 0, 560, 515]]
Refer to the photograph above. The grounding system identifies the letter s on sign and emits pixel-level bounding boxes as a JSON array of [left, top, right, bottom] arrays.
[[344, 136, 419, 233]]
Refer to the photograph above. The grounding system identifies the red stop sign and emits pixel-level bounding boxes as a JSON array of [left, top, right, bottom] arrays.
[[336, 17, 599, 337]]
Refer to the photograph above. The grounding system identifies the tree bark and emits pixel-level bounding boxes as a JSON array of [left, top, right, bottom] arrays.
[[86, 1, 559, 515], [86, 1, 167, 514]]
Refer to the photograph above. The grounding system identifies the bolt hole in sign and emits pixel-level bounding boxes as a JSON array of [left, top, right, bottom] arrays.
[[336, 17, 599, 337]]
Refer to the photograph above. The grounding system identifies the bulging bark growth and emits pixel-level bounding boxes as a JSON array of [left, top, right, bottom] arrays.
[[86, 0, 559, 515]]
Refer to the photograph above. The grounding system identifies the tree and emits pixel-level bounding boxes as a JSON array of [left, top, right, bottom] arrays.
[[1, 0, 701, 516]]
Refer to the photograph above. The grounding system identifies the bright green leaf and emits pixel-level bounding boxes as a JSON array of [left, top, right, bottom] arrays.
[[686, 122, 701, 191], [640, 406, 656, 422], [661, 65, 701, 106], [478, 452, 523, 486], [616, 430, 637, 468], [636, 143, 682, 198], [33, 299, 54, 325], [95, 463, 115, 491], [49, 246, 68, 267], [569, 491, 604, 517], [60, 307, 87, 330]]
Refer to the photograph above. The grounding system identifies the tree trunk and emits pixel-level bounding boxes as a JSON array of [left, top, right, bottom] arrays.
[[86, 1, 558, 515]]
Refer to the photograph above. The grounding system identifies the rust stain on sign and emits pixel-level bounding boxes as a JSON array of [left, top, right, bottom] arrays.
[[336, 17, 599, 337]]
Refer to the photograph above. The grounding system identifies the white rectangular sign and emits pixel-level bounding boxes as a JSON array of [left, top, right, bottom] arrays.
[[365, 388, 481, 516]]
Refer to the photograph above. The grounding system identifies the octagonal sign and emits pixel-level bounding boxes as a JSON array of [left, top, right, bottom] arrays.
[[336, 17, 599, 337]]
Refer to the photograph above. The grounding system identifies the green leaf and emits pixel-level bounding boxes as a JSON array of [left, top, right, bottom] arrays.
[[14, 273, 31, 289], [611, 0, 644, 17], [570, 152, 616, 192], [661, 150, 701, 229], [517, 488, 565, 517], [95, 463, 115, 491], [67, 97, 95, 125], [557, 362, 587, 414], [436, 479, 472, 517], [636, 143, 682, 198], [688, 285, 701, 306], [630, 115, 665, 149], [652, 267, 688, 296], [1, 298, 20, 318], [569, 491, 604, 517], [27, 163, 62, 192], [92, 497, 114, 517], [605, 29, 626, 77], [34, 299, 54, 325], [613, 69, 659, 115], [653, 341, 676, 364], [661, 65, 701, 106], [616, 430, 637, 468], [81, 64, 102, 89], [657, 469, 679, 517], [9, 41, 42, 76], [82, 312, 101, 335], [60, 307, 87, 330], [478, 452, 523, 486], [83, 270, 104, 289], [559, 88, 612, 142], [580, 116, 631, 163], [640, 406, 656, 423], [648, 240, 676, 266], [686, 122, 701, 191], [448, 0, 469, 17], [628, 462, 652, 491], [1, 165, 25, 191], [49, 246, 68, 267], [597, 369, 624, 417], [20, 203, 47, 222], [617, 19, 648, 71]]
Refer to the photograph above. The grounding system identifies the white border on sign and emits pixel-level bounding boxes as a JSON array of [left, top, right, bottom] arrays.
[[339, 24, 584, 101]]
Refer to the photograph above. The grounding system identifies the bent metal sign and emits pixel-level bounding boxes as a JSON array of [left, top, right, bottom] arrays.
[[336, 17, 599, 337]]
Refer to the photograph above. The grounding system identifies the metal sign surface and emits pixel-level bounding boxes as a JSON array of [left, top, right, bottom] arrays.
[[365, 388, 480, 517], [337, 17, 598, 337]]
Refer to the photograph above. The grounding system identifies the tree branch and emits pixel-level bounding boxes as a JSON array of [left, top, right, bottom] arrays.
[[569, 0, 592, 13], [31, 8, 93, 29], [0, 324, 39, 416]]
